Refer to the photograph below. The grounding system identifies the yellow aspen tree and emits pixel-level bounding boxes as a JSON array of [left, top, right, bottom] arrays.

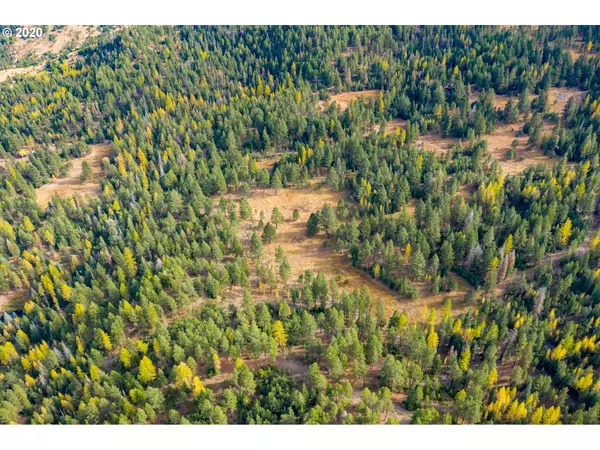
[[543, 406, 561, 424], [273, 320, 287, 348], [61, 284, 73, 301], [90, 364, 100, 382], [100, 330, 112, 352], [193, 376, 205, 397], [427, 328, 439, 348], [459, 346, 471, 372], [0, 342, 18, 365], [138, 356, 156, 384], [404, 243, 412, 265], [558, 219, 572, 246], [212, 352, 221, 375], [551, 343, 567, 361], [123, 247, 137, 278], [120, 348, 131, 368], [175, 362, 194, 388], [531, 406, 543, 424]]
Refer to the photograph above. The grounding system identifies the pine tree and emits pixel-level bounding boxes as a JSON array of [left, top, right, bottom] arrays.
[[270, 208, 284, 228], [410, 249, 426, 280], [80, 160, 93, 183], [307, 213, 320, 237], [262, 222, 276, 244]]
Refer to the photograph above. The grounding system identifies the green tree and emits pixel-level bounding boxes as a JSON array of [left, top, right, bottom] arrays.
[[80, 160, 93, 183], [262, 222, 276, 244], [307, 213, 320, 237]]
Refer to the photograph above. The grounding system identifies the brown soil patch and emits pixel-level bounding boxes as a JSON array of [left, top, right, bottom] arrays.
[[384, 118, 408, 134], [403, 272, 473, 320], [469, 88, 515, 110], [0, 65, 41, 83], [415, 134, 457, 156], [0, 289, 28, 312], [10, 25, 101, 63], [230, 185, 472, 320], [457, 184, 475, 201], [386, 199, 417, 219], [319, 90, 379, 112], [35, 143, 110, 207], [485, 123, 556, 175], [254, 153, 285, 170], [547, 87, 587, 115], [232, 185, 407, 316]]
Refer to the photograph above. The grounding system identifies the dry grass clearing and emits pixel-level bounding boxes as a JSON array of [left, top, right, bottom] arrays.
[[386, 199, 417, 219], [457, 184, 475, 201], [384, 118, 408, 134], [0, 290, 28, 313], [468, 86, 585, 116], [469, 88, 517, 110], [0, 65, 42, 83], [318, 90, 379, 112], [10, 25, 101, 63], [415, 133, 458, 156], [254, 153, 285, 170], [485, 123, 557, 175], [416, 121, 557, 176], [233, 185, 406, 316], [35, 143, 110, 207], [229, 184, 472, 320], [365, 118, 408, 136], [405, 273, 473, 321], [547, 86, 587, 115]]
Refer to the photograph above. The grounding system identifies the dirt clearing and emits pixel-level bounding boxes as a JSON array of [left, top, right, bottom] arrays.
[[35, 143, 110, 207], [230, 184, 472, 320], [485, 123, 557, 175], [254, 153, 285, 170], [415, 133, 458, 156], [0, 290, 28, 313], [232, 185, 407, 316], [547, 87, 587, 115], [0, 65, 41, 83], [319, 90, 379, 112], [10, 25, 101, 63]]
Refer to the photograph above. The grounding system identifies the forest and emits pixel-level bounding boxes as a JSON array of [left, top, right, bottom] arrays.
[[0, 25, 600, 424]]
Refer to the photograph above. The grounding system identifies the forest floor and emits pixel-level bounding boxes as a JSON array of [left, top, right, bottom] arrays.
[[485, 122, 557, 175], [0, 26, 103, 84], [0, 65, 42, 83], [199, 342, 413, 424], [10, 25, 101, 63], [365, 118, 408, 137], [318, 89, 379, 112], [35, 143, 110, 207], [253, 152, 287, 170], [414, 119, 558, 175], [547, 86, 587, 114], [0, 289, 28, 313], [226, 182, 473, 320]]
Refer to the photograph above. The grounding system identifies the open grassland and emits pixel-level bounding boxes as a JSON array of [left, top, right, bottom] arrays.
[[35, 143, 110, 207], [10, 25, 101, 62], [0, 290, 28, 313], [228, 184, 474, 320], [318, 89, 379, 112]]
